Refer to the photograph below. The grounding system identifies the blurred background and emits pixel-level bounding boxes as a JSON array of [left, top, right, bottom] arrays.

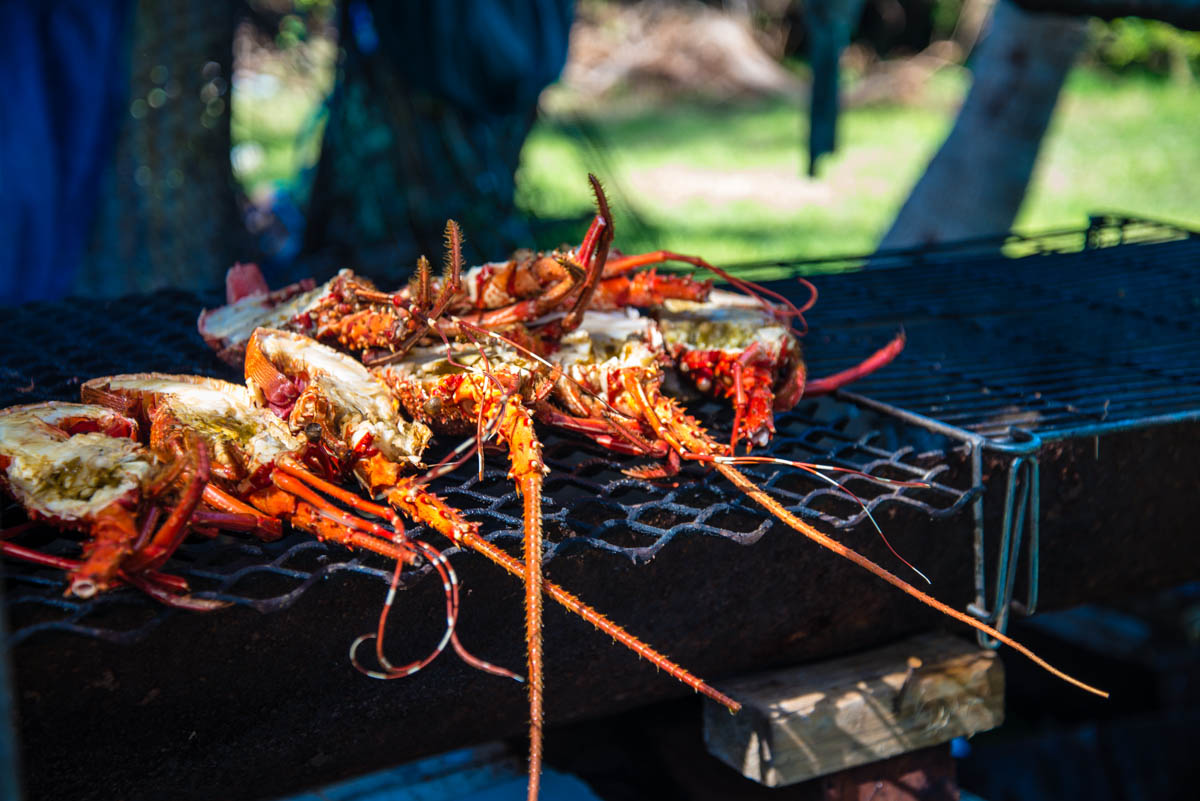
[[230, 0, 1200, 270], [5, 0, 1199, 302]]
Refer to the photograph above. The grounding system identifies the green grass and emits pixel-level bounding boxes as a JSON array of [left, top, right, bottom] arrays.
[[516, 68, 1200, 270], [232, 80, 327, 194], [231, 64, 1200, 270], [1014, 69, 1200, 233]]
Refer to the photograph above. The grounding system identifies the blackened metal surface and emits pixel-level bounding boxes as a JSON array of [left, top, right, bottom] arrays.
[[0, 290, 965, 645], [3, 222, 1200, 800], [796, 224, 1200, 441]]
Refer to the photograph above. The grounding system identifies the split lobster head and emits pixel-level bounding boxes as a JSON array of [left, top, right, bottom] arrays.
[[659, 291, 807, 450], [243, 327, 433, 474], [0, 402, 211, 601]]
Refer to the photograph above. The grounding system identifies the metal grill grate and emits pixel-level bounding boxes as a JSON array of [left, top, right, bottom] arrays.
[[791, 219, 1200, 442], [770, 217, 1200, 641], [4, 216, 1197, 645], [0, 289, 967, 644]]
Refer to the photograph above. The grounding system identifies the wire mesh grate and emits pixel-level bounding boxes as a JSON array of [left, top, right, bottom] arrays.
[[0, 288, 967, 644], [6, 216, 1194, 644], [796, 222, 1200, 441]]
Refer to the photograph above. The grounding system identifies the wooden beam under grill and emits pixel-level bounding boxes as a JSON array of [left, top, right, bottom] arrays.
[[703, 632, 1004, 787]]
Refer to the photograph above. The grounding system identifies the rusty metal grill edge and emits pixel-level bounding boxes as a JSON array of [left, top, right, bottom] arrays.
[[4, 216, 1197, 648], [784, 216, 1200, 644]]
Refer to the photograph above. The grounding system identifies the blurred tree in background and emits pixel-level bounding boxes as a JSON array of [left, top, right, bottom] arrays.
[[226, 0, 1200, 273], [1089, 15, 1200, 79]]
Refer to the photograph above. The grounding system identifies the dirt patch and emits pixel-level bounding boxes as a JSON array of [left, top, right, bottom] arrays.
[[624, 164, 833, 210]]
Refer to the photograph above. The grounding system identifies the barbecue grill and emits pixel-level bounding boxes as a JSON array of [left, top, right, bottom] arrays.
[[2, 217, 1199, 800]]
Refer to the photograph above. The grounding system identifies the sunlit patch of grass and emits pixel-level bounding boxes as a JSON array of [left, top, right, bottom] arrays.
[[231, 59, 1200, 273], [1015, 69, 1200, 233], [518, 67, 1200, 277]]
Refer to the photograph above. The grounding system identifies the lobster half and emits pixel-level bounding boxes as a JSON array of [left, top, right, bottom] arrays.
[[76, 372, 507, 675], [0, 402, 227, 609]]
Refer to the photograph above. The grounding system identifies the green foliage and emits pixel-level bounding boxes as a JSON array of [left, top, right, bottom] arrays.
[[275, 14, 309, 49], [516, 68, 1200, 277], [1086, 18, 1200, 81]]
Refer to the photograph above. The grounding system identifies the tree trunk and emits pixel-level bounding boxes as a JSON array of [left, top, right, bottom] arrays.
[[878, 1, 1086, 251], [78, 0, 248, 297]]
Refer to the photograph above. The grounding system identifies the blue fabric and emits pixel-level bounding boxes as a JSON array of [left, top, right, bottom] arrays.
[[370, 0, 574, 115], [0, 0, 131, 305]]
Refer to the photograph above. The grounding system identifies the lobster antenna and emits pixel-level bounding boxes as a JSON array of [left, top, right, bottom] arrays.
[[421, 436, 479, 483], [617, 370, 1103, 698], [454, 319, 638, 427], [714, 460, 1108, 698]]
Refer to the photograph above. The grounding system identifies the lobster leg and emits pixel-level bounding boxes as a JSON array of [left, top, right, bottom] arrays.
[[534, 405, 666, 458], [804, 331, 907, 397], [590, 269, 712, 310], [276, 458, 516, 680], [201, 485, 284, 539], [453, 260, 587, 332], [603, 250, 808, 326], [545, 369, 670, 458], [729, 343, 760, 454], [123, 439, 211, 574], [252, 469, 417, 566], [188, 508, 272, 535], [69, 504, 141, 598], [0, 540, 228, 611], [356, 456, 735, 708]]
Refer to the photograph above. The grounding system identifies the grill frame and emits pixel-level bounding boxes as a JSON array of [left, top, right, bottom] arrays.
[[781, 217, 1200, 641], [2, 218, 1199, 800]]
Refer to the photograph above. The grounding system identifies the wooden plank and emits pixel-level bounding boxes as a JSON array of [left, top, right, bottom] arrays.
[[703, 632, 1004, 787]]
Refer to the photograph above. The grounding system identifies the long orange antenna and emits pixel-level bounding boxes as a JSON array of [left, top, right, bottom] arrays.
[[621, 370, 1106, 699], [714, 461, 1107, 698], [456, 527, 741, 712]]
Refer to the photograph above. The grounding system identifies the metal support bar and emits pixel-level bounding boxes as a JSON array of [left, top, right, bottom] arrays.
[[966, 431, 1042, 647], [838, 391, 1045, 646]]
